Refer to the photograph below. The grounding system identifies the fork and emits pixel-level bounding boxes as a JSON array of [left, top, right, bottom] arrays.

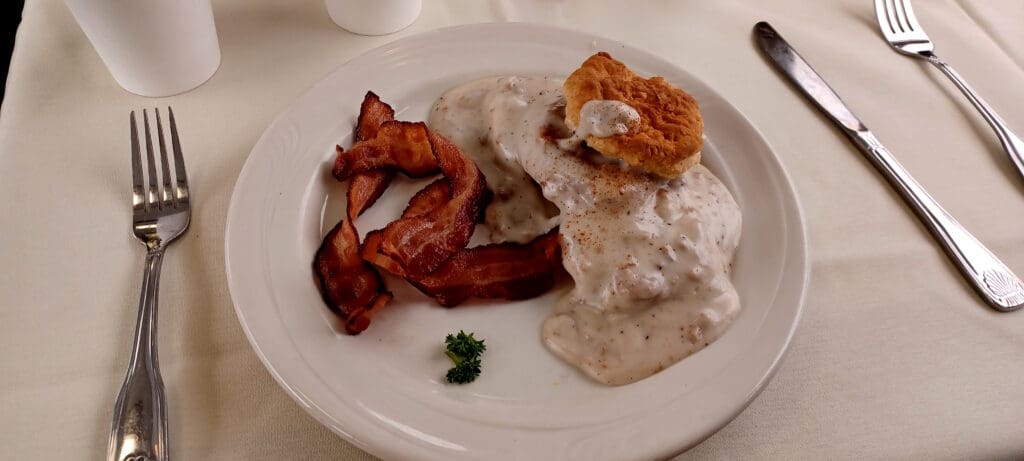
[[109, 108, 191, 461], [874, 0, 1024, 181]]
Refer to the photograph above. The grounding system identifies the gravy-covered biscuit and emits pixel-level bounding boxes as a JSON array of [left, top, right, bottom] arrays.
[[564, 52, 703, 178]]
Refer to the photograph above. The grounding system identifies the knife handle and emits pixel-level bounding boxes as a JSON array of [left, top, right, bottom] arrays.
[[853, 131, 1024, 312]]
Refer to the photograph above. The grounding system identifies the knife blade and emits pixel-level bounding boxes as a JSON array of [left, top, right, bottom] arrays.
[[753, 21, 1023, 312]]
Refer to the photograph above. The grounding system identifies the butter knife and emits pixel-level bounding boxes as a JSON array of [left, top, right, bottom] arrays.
[[754, 21, 1023, 312]]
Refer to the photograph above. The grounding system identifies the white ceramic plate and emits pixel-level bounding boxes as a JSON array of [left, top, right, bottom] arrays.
[[226, 23, 807, 461]]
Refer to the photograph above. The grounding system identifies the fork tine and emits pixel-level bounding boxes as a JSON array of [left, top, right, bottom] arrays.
[[883, 0, 903, 33], [142, 110, 160, 208], [130, 112, 145, 209], [167, 106, 189, 202], [155, 108, 173, 204], [898, 0, 921, 31], [873, 0, 894, 36], [893, 0, 913, 33]]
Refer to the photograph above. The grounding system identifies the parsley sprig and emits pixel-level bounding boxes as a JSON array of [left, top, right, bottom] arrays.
[[444, 331, 486, 384]]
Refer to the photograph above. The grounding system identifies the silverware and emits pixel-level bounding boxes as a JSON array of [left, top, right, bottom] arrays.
[[874, 0, 1024, 181], [109, 108, 191, 461], [754, 21, 1023, 313]]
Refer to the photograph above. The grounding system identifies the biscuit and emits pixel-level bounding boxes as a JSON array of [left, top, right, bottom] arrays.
[[564, 52, 703, 178]]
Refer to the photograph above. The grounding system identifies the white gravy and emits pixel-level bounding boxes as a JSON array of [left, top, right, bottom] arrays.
[[557, 99, 641, 151], [430, 76, 742, 386], [429, 77, 561, 243]]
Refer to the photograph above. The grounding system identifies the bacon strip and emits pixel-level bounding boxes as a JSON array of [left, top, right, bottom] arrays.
[[347, 171, 392, 221], [378, 132, 486, 277], [361, 230, 403, 276], [348, 92, 397, 220], [313, 218, 386, 334], [314, 92, 398, 335], [403, 178, 451, 218], [318, 93, 563, 331], [333, 121, 440, 180], [363, 178, 564, 307], [399, 174, 488, 222], [354, 91, 394, 141], [362, 179, 451, 278], [365, 228, 565, 307], [410, 230, 564, 307]]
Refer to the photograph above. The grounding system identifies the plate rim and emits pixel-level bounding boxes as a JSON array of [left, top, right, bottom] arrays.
[[225, 21, 809, 460]]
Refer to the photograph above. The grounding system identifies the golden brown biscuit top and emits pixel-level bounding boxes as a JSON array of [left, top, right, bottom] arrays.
[[564, 52, 703, 178]]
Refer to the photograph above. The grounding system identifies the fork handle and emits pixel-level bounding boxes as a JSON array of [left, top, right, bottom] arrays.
[[924, 52, 1024, 181], [109, 249, 169, 461]]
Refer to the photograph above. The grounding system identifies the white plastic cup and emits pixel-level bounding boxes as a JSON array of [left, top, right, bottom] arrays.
[[65, 0, 221, 97], [325, 0, 423, 36]]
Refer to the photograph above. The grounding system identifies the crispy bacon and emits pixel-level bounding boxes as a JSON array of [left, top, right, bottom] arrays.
[[378, 132, 486, 277], [403, 178, 451, 217], [364, 177, 564, 306], [314, 92, 398, 334], [347, 171, 393, 221], [347, 92, 397, 219], [398, 174, 488, 222], [361, 230, 403, 277], [355, 91, 394, 141], [410, 230, 564, 307], [362, 179, 451, 278], [366, 227, 565, 307], [318, 93, 564, 332], [313, 218, 387, 334], [333, 121, 440, 180]]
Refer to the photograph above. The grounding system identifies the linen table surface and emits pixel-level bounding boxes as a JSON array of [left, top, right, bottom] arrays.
[[2, 0, 1023, 459]]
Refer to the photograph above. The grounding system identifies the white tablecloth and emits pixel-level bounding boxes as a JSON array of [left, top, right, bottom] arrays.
[[3, 0, 1023, 459]]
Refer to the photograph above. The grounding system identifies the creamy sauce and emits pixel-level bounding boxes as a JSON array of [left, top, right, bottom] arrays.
[[429, 77, 561, 243], [558, 99, 641, 151], [430, 77, 742, 386]]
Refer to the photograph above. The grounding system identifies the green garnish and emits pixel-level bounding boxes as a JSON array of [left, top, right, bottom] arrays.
[[444, 331, 486, 384]]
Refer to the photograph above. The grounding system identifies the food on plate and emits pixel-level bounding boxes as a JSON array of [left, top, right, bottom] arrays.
[[361, 181, 563, 307], [311, 93, 404, 335], [333, 121, 440, 180], [315, 92, 566, 334], [563, 51, 703, 178], [407, 229, 562, 307], [312, 220, 391, 334], [376, 132, 487, 277], [316, 52, 742, 385], [429, 79, 562, 244], [347, 92, 397, 220], [429, 52, 741, 385], [443, 330, 487, 384], [313, 93, 400, 334]]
